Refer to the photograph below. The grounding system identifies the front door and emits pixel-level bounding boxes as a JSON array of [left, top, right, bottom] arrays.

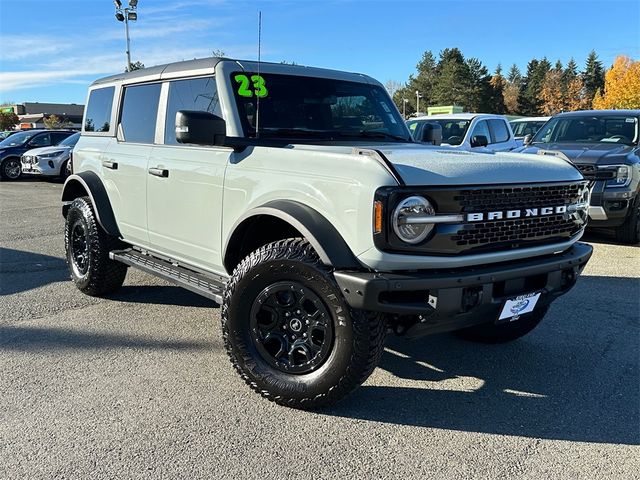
[[146, 76, 229, 273]]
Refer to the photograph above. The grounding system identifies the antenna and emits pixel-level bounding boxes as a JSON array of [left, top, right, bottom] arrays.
[[255, 11, 262, 138]]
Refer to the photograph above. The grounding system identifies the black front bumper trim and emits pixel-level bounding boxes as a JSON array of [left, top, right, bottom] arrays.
[[334, 242, 593, 321]]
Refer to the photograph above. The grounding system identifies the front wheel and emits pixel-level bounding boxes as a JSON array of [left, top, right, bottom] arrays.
[[455, 306, 549, 343], [615, 200, 639, 244], [64, 197, 128, 296], [222, 238, 386, 409], [1, 157, 21, 180], [60, 159, 72, 180]]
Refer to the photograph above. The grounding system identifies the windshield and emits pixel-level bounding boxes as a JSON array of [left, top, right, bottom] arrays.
[[511, 121, 546, 137], [231, 72, 412, 142], [408, 119, 470, 145], [532, 115, 639, 146], [59, 132, 80, 147], [0, 131, 36, 147]]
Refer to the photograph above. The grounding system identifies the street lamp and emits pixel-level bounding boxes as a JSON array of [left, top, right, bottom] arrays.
[[402, 98, 409, 119], [114, 0, 138, 71], [415, 90, 423, 115]]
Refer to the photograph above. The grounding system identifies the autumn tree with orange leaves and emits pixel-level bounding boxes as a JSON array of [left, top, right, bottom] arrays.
[[593, 56, 640, 109]]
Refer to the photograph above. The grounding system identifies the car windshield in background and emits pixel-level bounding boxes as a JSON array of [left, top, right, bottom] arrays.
[[511, 121, 546, 137], [59, 132, 80, 147], [231, 72, 411, 142], [412, 119, 470, 145], [0, 131, 35, 147], [532, 115, 639, 145]]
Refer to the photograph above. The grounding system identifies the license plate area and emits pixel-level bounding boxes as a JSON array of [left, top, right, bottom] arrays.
[[497, 291, 541, 323]]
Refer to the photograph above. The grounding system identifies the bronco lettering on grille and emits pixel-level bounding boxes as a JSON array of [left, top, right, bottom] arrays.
[[466, 205, 568, 222]]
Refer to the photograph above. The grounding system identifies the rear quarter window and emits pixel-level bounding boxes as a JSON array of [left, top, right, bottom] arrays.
[[84, 86, 115, 133], [488, 119, 510, 143]]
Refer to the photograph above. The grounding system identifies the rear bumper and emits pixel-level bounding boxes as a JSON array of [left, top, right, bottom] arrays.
[[334, 242, 592, 336]]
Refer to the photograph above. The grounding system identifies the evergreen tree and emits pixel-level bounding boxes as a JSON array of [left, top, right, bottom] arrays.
[[489, 64, 507, 114], [431, 48, 471, 108], [518, 58, 550, 115], [507, 64, 522, 84], [583, 50, 605, 104]]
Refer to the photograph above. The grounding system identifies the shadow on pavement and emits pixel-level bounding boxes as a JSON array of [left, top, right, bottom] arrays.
[[0, 325, 214, 351], [0, 247, 68, 295], [108, 285, 218, 308], [583, 228, 639, 247], [324, 275, 639, 445]]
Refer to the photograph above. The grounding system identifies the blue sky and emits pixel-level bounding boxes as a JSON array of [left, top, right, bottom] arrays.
[[0, 0, 638, 104]]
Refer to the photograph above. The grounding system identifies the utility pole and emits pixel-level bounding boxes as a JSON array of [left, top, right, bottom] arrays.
[[114, 0, 138, 72], [402, 98, 408, 119], [415, 90, 422, 115]]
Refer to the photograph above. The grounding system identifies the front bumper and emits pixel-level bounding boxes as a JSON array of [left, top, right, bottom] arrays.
[[588, 180, 638, 227], [20, 156, 62, 177], [334, 242, 592, 336]]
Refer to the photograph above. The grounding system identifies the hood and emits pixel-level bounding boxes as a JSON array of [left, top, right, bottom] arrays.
[[23, 145, 71, 156], [517, 142, 638, 166], [370, 144, 582, 185]]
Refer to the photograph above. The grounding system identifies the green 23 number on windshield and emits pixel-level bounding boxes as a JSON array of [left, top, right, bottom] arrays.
[[234, 74, 268, 98]]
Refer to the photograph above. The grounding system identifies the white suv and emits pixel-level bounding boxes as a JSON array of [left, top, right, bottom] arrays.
[[62, 57, 592, 408], [407, 113, 518, 152]]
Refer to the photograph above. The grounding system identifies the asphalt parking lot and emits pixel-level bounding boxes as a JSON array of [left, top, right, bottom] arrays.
[[1, 179, 638, 479]]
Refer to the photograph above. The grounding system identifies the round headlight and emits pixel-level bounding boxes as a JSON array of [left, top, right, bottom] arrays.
[[392, 196, 435, 244]]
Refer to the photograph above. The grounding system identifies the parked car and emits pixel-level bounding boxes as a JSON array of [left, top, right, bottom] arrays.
[[510, 116, 550, 147], [0, 129, 75, 180], [0, 131, 18, 140], [407, 113, 518, 152], [516, 110, 639, 243], [62, 57, 592, 408], [21, 131, 80, 179]]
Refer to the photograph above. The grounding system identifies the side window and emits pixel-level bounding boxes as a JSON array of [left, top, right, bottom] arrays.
[[84, 86, 114, 132], [164, 77, 221, 144], [29, 133, 51, 147], [471, 120, 491, 144], [489, 119, 510, 143], [120, 83, 162, 144], [51, 132, 70, 145]]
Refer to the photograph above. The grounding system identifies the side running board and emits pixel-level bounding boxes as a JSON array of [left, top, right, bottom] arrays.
[[109, 248, 226, 304]]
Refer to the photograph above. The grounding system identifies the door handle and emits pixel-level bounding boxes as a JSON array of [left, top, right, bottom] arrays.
[[102, 160, 118, 170], [148, 167, 169, 178]]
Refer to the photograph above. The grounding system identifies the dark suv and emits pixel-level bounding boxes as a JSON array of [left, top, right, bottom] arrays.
[[0, 129, 75, 180], [517, 110, 640, 243]]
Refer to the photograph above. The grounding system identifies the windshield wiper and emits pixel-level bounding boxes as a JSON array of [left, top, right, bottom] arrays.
[[338, 130, 412, 142]]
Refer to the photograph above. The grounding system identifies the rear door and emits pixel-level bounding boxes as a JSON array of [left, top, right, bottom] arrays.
[[147, 76, 230, 273], [102, 82, 162, 246]]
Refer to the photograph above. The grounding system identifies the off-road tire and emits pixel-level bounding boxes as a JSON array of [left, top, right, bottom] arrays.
[[64, 196, 127, 296], [455, 306, 549, 344], [0, 157, 22, 180], [222, 238, 386, 409], [614, 198, 639, 244]]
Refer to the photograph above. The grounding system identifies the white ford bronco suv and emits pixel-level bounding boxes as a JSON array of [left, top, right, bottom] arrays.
[[62, 57, 593, 408]]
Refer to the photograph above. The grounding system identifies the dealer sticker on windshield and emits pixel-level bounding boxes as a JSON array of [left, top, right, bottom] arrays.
[[498, 292, 541, 321]]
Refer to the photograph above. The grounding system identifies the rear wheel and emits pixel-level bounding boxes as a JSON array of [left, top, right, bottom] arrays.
[[222, 238, 386, 409], [64, 197, 127, 296], [455, 306, 549, 343], [0, 157, 21, 180]]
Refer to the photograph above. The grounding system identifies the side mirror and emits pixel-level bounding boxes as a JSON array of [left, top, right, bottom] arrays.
[[175, 110, 226, 146], [523, 134, 533, 146], [470, 135, 488, 148], [419, 122, 442, 146]]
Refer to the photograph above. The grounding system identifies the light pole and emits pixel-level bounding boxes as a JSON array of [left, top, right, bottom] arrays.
[[402, 98, 408, 119], [114, 0, 138, 72], [415, 90, 423, 115]]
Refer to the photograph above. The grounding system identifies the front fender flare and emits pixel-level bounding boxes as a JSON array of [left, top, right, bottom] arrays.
[[224, 200, 361, 271], [61, 171, 121, 237]]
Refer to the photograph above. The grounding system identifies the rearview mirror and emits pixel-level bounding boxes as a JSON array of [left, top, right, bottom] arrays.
[[470, 135, 488, 148], [419, 122, 442, 146], [175, 110, 226, 146], [523, 134, 533, 146]]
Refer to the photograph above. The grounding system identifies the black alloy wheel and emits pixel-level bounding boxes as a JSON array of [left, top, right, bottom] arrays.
[[2, 158, 21, 180], [70, 221, 89, 277], [250, 281, 334, 374]]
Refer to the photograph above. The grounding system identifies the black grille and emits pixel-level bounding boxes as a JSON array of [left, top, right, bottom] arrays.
[[456, 183, 582, 212], [453, 214, 580, 246]]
